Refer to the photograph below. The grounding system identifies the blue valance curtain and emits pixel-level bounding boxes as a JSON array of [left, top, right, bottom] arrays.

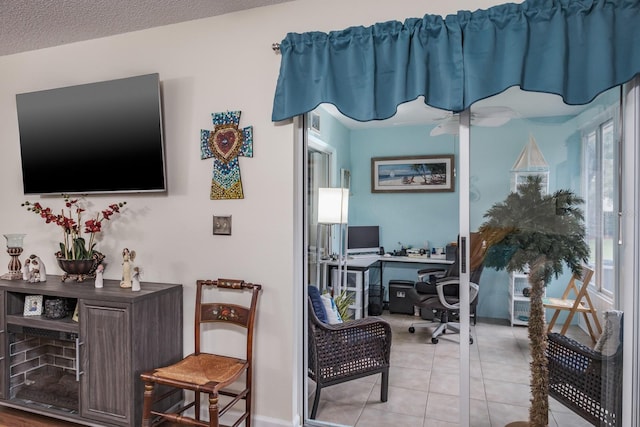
[[272, 0, 640, 122]]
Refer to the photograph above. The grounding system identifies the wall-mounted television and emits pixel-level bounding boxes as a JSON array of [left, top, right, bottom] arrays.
[[15, 73, 167, 195], [347, 225, 380, 254]]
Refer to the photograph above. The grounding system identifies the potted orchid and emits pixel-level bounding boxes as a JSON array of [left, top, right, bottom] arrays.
[[22, 196, 126, 281]]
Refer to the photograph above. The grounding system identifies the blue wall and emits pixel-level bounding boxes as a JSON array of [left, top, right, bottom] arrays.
[[314, 98, 615, 320], [349, 126, 459, 251]]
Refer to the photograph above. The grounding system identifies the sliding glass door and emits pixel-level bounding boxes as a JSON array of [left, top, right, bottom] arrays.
[[467, 86, 622, 427], [301, 81, 633, 426]]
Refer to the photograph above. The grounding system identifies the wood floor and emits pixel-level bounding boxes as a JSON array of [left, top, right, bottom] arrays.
[[0, 407, 82, 427], [0, 407, 182, 426]]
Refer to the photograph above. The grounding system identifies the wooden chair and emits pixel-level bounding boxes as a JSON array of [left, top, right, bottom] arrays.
[[140, 279, 262, 427], [543, 266, 602, 343]]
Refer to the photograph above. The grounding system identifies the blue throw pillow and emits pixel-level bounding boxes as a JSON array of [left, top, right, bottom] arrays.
[[308, 285, 328, 323]]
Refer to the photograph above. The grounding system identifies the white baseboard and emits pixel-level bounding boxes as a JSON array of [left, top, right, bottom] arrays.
[[253, 414, 300, 427], [198, 407, 296, 427]]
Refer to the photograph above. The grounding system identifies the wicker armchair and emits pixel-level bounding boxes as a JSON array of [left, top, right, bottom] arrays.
[[547, 332, 622, 426], [307, 299, 392, 419]]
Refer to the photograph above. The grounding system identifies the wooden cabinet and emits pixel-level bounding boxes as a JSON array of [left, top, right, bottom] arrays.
[[80, 300, 131, 425], [0, 291, 4, 401], [0, 276, 183, 427]]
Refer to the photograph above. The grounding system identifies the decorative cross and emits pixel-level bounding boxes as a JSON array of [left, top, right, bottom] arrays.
[[200, 111, 253, 199]]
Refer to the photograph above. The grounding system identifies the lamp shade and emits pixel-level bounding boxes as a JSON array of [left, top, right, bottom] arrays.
[[3, 234, 25, 248], [318, 188, 349, 224]]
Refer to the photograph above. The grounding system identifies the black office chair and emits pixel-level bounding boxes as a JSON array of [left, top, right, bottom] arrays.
[[407, 233, 485, 344]]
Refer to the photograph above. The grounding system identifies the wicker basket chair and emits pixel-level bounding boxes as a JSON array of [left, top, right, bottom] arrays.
[[547, 311, 623, 427], [307, 299, 391, 419]]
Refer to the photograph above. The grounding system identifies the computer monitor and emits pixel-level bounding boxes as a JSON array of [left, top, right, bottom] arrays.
[[347, 226, 380, 254]]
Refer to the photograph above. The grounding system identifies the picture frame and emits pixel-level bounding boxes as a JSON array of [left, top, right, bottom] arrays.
[[72, 302, 79, 322], [309, 112, 321, 133], [371, 155, 455, 193], [213, 215, 232, 235], [23, 294, 43, 316]]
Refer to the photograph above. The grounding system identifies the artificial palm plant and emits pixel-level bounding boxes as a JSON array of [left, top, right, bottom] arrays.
[[479, 175, 589, 427]]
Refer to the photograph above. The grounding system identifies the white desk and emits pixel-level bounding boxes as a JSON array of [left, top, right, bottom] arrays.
[[323, 255, 454, 269], [321, 255, 454, 317]]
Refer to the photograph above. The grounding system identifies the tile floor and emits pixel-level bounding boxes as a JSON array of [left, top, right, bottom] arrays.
[[309, 313, 593, 427]]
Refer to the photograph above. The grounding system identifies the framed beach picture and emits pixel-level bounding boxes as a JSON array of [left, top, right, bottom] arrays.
[[371, 155, 455, 193], [23, 295, 43, 316]]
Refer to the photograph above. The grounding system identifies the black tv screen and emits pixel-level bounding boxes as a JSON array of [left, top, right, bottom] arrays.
[[16, 73, 166, 195]]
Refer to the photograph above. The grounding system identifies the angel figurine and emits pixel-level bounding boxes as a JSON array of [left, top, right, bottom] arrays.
[[131, 266, 141, 292], [120, 248, 136, 288], [95, 263, 105, 289], [22, 258, 32, 281], [28, 254, 46, 282]]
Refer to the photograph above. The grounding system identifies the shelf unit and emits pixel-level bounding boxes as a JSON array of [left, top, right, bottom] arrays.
[[509, 271, 536, 326], [331, 267, 369, 320]]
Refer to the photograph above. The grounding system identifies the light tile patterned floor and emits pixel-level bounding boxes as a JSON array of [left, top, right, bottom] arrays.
[[309, 313, 593, 427]]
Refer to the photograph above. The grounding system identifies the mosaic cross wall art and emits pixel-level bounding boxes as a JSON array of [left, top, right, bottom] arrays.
[[200, 111, 254, 199]]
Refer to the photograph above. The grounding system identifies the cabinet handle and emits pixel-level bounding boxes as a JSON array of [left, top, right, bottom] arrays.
[[76, 338, 85, 381]]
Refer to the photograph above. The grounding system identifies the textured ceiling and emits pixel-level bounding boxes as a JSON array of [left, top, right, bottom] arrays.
[[0, 0, 294, 56]]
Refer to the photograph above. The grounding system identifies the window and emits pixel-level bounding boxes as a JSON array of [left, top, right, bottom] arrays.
[[583, 117, 617, 296]]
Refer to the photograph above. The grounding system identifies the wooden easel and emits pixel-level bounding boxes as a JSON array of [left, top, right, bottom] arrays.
[[543, 266, 602, 343]]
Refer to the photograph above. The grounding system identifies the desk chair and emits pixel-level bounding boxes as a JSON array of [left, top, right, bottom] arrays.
[[543, 266, 602, 343], [416, 246, 479, 325], [408, 233, 485, 344], [140, 279, 261, 427]]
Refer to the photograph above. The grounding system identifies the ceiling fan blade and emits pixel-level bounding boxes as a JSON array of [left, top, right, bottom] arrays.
[[471, 106, 518, 117], [472, 116, 514, 127], [429, 119, 458, 136], [430, 106, 520, 135]]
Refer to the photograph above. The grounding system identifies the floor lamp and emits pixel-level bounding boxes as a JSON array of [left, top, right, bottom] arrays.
[[317, 188, 349, 295]]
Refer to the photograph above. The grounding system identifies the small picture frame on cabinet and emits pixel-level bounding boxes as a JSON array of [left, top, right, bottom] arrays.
[[72, 303, 79, 322], [23, 295, 43, 316]]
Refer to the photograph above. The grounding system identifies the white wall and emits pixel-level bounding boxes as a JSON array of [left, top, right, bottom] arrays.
[[0, 0, 514, 424]]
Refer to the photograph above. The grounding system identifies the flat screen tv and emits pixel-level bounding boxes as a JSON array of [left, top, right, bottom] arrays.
[[347, 225, 380, 254], [16, 73, 167, 195]]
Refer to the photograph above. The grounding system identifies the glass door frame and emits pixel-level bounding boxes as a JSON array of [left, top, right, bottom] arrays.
[[296, 111, 474, 426], [458, 109, 472, 427], [294, 79, 640, 424], [621, 76, 640, 427]]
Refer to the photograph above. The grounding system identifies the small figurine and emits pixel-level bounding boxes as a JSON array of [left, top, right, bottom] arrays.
[[131, 266, 140, 292], [95, 264, 104, 289], [28, 254, 46, 282], [120, 248, 136, 288], [22, 258, 32, 281]]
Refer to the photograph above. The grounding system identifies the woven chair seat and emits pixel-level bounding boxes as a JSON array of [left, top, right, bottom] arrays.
[[152, 354, 247, 388]]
